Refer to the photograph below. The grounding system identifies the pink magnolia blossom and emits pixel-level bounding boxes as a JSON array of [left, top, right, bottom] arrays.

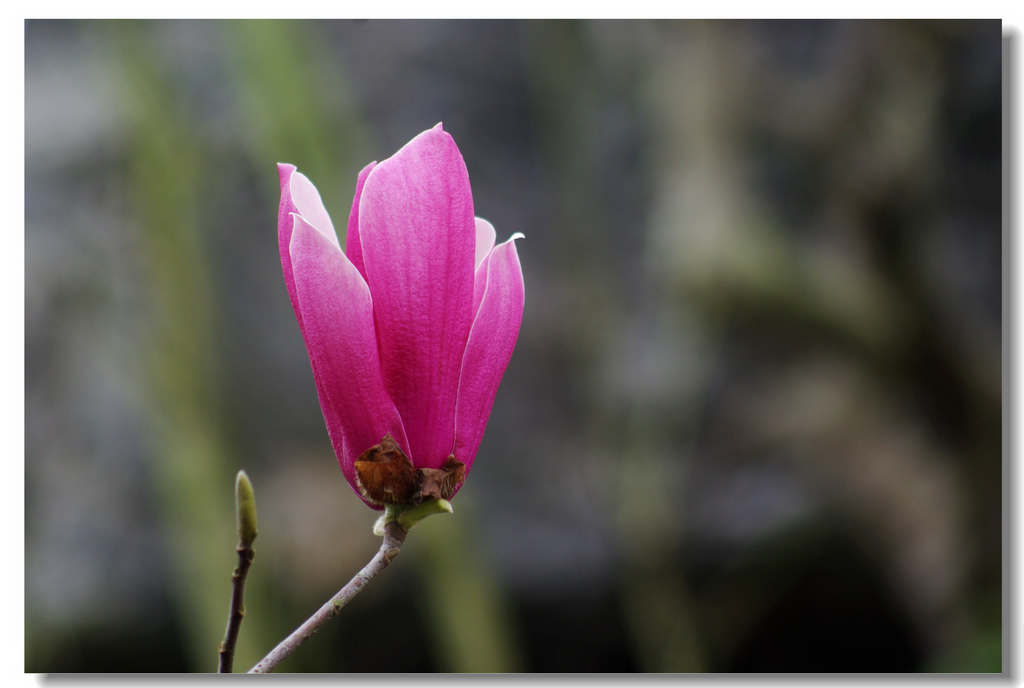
[[277, 124, 524, 508]]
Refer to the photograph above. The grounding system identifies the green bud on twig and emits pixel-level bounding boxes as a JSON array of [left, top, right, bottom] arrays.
[[235, 470, 259, 548]]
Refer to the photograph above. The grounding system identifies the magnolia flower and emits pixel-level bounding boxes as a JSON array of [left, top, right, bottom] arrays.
[[277, 124, 524, 509]]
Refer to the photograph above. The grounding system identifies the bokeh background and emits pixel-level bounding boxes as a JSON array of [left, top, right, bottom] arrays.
[[25, 19, 1002, 673]]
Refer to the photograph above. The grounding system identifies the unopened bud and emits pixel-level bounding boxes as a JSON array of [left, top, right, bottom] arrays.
[[235, 470, 259, 548]]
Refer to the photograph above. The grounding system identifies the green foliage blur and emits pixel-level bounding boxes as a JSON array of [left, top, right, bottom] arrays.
[[25, 19, 1002, 673]]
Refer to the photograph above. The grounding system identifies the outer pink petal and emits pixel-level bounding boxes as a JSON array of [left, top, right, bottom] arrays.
[[277, 163, 304, 328], [289, 213, 409, 508], [344, 161, 377, 281], [358, 124, 477, 469], [278, 163, 339, 331], [453, 234, 525, 485]]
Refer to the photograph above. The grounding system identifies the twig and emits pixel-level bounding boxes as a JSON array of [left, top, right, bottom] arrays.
[[218, 545, 255, 672], [247, 521, 408, 673], [218, 470, 259, 672]]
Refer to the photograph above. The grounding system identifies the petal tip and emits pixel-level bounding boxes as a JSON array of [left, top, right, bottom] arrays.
[[278, 162, 296, 182], [286, 211, 305, 247]]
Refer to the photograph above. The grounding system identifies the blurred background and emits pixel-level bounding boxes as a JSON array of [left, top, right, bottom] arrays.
[[25, 19, 1002, 673]]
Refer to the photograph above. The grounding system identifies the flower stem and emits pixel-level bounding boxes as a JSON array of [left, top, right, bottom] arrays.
[[217, 544, 255, 672], [247, 521, 408, 673]]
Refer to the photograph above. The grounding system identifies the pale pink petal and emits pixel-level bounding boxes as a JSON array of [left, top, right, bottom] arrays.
[[358, 124, 477, 469], [453, 234, 525, 483], [472, 219, 498, 316], [278, 164, 340, 331], [289, 214, 409, 508], [474, 217, 496, 270], [344, 161, 377, 281], [472, 251, 490, 318], [290, 170, 338, 246]]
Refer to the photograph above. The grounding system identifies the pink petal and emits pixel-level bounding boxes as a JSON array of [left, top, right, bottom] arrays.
[[472, 219, 497, 315], [277, 163, 303, 328], [344, 161, 377, 281], [358, 124, 477, 469], [290, 168, 338, 245], [277, 163, 338, 331], [474, 217, 496, 270], [289, 213, 409, 508], [454, 234, 525, 482]]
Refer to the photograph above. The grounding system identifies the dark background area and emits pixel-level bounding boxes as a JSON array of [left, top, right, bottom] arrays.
[[25, 19, 1002, 672]]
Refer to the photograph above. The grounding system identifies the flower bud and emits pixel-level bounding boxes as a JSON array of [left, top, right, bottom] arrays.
[[278, 124, 524, 510], [235, 470, 259, 549]]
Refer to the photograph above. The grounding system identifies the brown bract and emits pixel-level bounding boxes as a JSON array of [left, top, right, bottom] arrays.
[[354, 434, 465, 507]]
